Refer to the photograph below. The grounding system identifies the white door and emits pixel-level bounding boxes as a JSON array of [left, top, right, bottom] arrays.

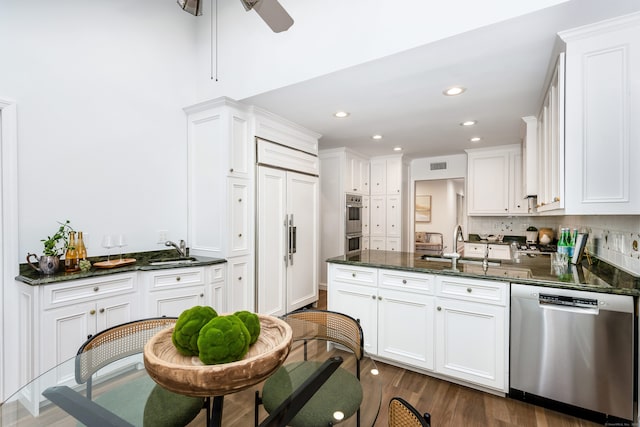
[[257, 167, 287, 315], [286, 172, 318, 313], [434, 297, 505, 390], [378, 288, 434, 370], [329, 282, 378, 355]]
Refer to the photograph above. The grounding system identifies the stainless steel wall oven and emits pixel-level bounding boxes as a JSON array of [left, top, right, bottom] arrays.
[[345, 233, 363, 255], [345, 194, 363, 236]]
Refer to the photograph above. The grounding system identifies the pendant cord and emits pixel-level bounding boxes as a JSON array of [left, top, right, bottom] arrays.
[[210, 0, 218, 81]]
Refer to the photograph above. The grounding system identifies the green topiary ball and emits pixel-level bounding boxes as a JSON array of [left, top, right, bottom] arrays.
[[197, 315, 251, 365], [172, 306, 218, 356], [233, 310, 261, 344]]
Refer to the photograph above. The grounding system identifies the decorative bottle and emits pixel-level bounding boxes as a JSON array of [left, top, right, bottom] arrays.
[[568, 229, 577, 258], [556, 228, 569, 258], [64, 231, 79, 272], [77, 231, 87, 260]]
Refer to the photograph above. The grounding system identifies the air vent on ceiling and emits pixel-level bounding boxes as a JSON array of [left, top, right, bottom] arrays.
[[430, 162, 447, 171]]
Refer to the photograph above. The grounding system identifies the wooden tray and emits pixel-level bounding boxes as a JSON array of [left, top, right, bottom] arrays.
[[144, 314, 292, 397], [93, 258, 136, 269]]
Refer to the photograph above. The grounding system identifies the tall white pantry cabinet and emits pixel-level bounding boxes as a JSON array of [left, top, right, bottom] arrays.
[[185, 97, 321, 315]]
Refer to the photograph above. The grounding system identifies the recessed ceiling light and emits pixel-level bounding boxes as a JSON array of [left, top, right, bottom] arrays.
[[443, 86, 466, 96], [460, 120, 477, 126], [470, 137, 482, 142], [393, 146, 402, 151], [333, 111, 350, 118], [371, 134, 383, 140]]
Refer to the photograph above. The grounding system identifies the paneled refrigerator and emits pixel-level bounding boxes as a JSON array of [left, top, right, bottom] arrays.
[[256, 139, 319, 316]]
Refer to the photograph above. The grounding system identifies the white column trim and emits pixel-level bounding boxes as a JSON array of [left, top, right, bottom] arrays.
[[0, 97, 20, 401]]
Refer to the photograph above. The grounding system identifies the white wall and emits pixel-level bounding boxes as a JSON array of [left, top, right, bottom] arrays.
[[194, 0, 569, 102], [0, 0, 198, 256]]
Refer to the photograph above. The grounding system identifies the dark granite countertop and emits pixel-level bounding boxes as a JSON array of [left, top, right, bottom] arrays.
[[16, 250, 226, 286], [327, 250, 640, 297]]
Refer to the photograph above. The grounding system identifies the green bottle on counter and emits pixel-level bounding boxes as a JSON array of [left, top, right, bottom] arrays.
[[568, 229, 577, 258], [557, 228, 569, 258]]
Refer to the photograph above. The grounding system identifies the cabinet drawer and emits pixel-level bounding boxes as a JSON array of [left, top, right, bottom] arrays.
[[331, 265, 377, 286], [464, 243, 486, 258], [210, 264, 226, 282], [147, 268, 205, 290], [436, 276, 507, 306], [487, 244, 511, 260], [44, 273, 136, 309], [379, 269, 434, 295]]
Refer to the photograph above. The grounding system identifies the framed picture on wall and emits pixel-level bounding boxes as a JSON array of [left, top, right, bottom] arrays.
[[415, 195, 432, 222]]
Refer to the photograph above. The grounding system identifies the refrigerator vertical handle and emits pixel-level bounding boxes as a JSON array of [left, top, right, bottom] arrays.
[[284, 215, 290, 266], [288, 214, 294, 265]]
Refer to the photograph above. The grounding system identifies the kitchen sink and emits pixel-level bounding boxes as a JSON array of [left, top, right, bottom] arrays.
[[419, 255, 501, 267], [147, 256, 197, 266]]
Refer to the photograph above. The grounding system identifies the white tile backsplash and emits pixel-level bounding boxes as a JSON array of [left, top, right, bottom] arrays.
[[467, 215, 640, 275]]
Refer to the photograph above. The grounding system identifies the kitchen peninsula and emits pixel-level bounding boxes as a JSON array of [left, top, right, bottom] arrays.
[[326, 250, 639, 422], [328, 250, 640, 296]]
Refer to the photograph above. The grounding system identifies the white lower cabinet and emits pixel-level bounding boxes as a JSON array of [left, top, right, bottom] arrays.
[[143, 265, 226, 316], [37, 273, 139, 387], [227, 256, 252, 312], [434, 275, 508, 391], [328, 263, 509, 393], [328, 265, 435, 370], [377, 287, 434, 370]]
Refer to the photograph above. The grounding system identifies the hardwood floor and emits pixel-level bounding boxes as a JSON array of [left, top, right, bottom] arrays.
[[317, 289, 601, 427], [3, 291, 602, 426]]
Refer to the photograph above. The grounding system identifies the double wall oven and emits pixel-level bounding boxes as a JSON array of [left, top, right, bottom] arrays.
[[345, 194, 363, 255]]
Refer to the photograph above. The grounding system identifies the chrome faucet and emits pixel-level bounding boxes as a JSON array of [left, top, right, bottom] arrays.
[[443, 225, 463, 269], [482, 244, 490, 273], [165, 240, 187, 257]]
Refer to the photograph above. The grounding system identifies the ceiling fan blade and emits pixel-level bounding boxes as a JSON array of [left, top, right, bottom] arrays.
[[177, 0, 203, 16], [250, 0, 294, 33], [240, 0, 259, 12]]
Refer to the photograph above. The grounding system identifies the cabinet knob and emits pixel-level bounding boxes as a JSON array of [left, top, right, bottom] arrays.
[[554, 197, 560, 202], [99, 308, 105, 314], [517, 204, 521, 208], [93, 287, 99, 292], [504, 208, 508, 211], [176, 276, 181, 282], [352, 273, 356, 278], [402, 279, 407, 284], [90, 309, 96, 315], [238, 198, 242, 202], [229, 168, 234, 172], [238, 276, 242, 281], [353, 188, 357, 191], [200, 293, 204, 297], [378, 296, 382, 300], [371, 295, 376, 300], [467, 288, 472, 293], [238, 233, 242, 238], [437, 306, 442, 311]]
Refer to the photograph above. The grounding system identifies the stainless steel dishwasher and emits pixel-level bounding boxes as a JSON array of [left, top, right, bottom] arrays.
[[510, 283, 636, 421]]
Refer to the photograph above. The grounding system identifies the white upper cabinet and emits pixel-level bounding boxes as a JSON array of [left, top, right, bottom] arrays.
[[536, 53, 565, 212], [560, 12, 640, 214], [521, 116, 538, 198], [466, 145, 525, 215], [253, 108, 318, 155], [386, 158, 402, 194], [345, 151, 369, 194], [369, 159, 387, 195]]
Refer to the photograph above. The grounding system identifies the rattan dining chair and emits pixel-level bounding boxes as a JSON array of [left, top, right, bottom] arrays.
[[255, 309, 365, 427], [75, 317, 204, 426], [388, 397, 431, 427]]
